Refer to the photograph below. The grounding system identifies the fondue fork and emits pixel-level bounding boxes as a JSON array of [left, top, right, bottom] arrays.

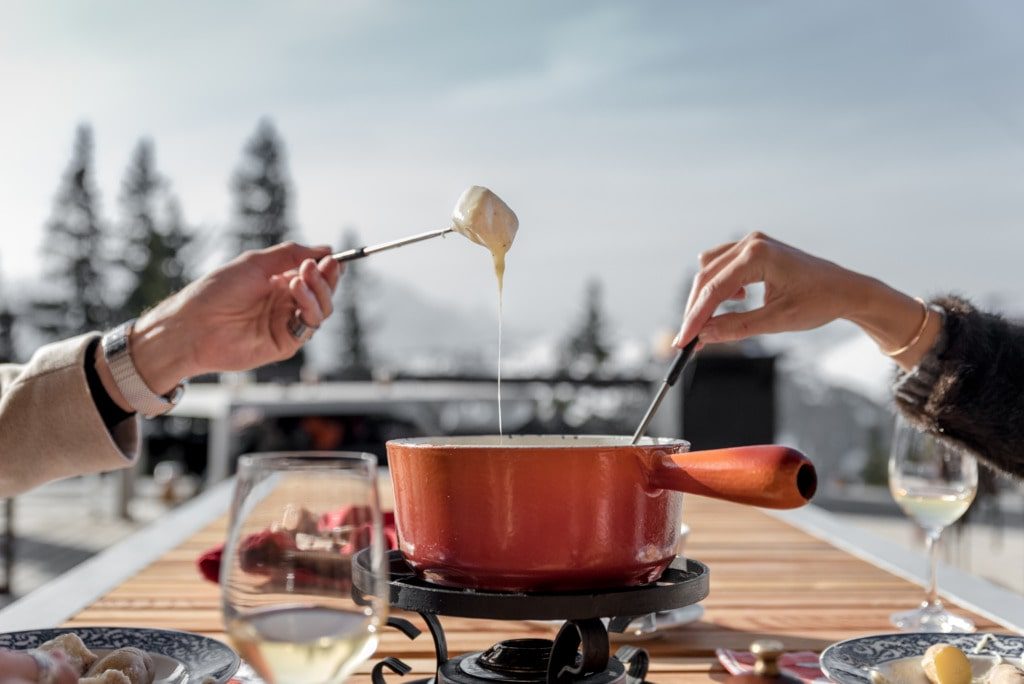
[[287, 226, 454, 338], [631, 337, 699, 444], [329, 226, 455, 262]]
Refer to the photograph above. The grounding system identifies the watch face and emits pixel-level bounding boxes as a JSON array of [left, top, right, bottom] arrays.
[[103, 327, 130, 356]]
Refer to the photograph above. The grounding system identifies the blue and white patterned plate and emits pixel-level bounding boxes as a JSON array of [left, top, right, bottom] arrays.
[[0, 626, 240, 683], [820, 633, 1024, 684]]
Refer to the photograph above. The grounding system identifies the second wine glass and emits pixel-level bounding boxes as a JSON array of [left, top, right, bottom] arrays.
[[221, 452, 388, 684], [888, 415, 978, 633]]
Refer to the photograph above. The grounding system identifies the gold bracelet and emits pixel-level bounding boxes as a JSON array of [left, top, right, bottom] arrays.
[[884, 297, 930, 357]]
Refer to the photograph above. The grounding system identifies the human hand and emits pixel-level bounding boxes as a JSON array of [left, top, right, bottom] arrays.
[[673, 232, 938, 370], [130, 242, 343, 393], [0, 648, 79, 684]]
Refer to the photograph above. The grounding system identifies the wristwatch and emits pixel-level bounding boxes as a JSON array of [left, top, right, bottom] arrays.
[[101, 319, 186, 418]]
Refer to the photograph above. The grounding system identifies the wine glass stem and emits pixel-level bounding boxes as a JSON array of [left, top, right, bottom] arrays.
[[925, 530, 941, 608]]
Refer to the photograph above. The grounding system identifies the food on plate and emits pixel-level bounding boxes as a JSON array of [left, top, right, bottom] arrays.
[[84, 646, 155, 684], [869, 669, 893, 684], [451, 185, 518, 290], [921, 644, 973, 684], [37, 632, 98, 673], [988, 663, 1024, 684], [26, 634, 155, 683], [80, 671, 132, 684], [273, 504, 319, 535]]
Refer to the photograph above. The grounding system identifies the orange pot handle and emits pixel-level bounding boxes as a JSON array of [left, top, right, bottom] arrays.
[[649, 445, 817, 509]]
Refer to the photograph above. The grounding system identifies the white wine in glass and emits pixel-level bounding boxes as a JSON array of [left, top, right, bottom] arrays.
[[221, 453, 389, 683], [888, 415, 978, 633]]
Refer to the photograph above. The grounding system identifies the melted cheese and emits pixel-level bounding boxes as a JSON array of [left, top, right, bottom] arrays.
[[451, 186, 519, 292]]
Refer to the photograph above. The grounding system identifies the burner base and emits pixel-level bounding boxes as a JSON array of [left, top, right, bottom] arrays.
[[372, 618, 649, 684], [438, 651, 628, 684]]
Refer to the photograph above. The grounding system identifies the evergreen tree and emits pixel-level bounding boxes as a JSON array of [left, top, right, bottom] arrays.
[[117, 139, 195, 318], [32, 124, 112, 339], [0, 270, 16, 363], [334, 229, 373, 380], [230, 120, 302, 381], [562, 279, 612, 377], [0, 306, 14, 363], [229, 119, 293, 254], [162, 197, 195, 295]]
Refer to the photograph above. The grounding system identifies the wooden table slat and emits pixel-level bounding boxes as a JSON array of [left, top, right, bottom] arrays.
[[66, 497, 1012, 682]]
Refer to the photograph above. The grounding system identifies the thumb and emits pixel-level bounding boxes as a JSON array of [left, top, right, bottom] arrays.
[[698, 306, 779, 344]]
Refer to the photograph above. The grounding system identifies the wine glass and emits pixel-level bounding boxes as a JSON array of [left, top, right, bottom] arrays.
[[888, 415, 978, 632], [221, 452, 388, 683]]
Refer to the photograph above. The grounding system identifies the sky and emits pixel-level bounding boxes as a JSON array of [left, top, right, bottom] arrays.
[[1, 1, 1023, 352]]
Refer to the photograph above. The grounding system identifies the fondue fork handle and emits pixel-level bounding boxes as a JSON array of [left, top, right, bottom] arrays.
[[631, 337, 699, 444], [331, 226, 455, 262]]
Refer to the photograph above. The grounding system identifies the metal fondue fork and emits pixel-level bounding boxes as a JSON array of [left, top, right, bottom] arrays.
[[328, 226, 454, 262], [287, 226, 455, 338], [631, 337, 699, 444]]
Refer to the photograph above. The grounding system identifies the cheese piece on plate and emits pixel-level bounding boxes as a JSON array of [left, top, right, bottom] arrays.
[[922, 644, 972, 684], [988, 664, 1024, 684], [84, 646, 155, 684], [38, 632, 98, 674]]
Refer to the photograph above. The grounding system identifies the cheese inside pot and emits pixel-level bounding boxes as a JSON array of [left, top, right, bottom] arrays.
[[923, 644, 973, 684], [451, 186, 519, 293]]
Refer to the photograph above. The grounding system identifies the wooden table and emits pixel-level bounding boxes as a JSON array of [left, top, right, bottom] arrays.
[[64, 496, 1009, 683]]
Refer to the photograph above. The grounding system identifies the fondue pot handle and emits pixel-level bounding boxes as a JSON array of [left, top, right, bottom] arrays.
[[649, 445, 817, 509]]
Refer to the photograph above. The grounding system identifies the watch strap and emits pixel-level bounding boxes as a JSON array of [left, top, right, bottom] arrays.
[[101, 319, 185, 418]]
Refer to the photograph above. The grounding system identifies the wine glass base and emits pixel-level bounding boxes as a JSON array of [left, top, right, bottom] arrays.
[[890, 603, 975, 633]]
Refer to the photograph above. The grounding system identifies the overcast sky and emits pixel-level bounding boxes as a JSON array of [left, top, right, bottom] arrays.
[[1, 1, 1022, 346]]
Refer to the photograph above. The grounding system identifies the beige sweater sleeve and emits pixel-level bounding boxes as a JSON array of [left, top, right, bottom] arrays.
[[0, 333, 139, 498]]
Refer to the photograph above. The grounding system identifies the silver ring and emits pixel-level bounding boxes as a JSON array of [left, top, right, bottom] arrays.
[[28, 650, 60, 684], [287, 315, 318, 342]]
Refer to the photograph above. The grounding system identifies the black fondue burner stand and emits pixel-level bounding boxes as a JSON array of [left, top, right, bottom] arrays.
[[353, 550, 710, 684]]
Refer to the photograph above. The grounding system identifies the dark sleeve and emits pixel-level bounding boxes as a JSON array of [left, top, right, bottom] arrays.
[[893, 295, 1024, 479], [84, 337, 136, 428]]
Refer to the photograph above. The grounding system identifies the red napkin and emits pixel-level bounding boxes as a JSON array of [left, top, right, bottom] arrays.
[[198, 508, 398, 585], [716, 649, 828, 684]]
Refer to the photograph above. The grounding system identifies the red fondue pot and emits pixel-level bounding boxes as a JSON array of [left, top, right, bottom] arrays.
[[386, 435, 816, 592]]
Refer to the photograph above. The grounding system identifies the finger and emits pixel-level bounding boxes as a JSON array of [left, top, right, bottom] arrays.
[[275, 258, 339, 284], [698, 240, 738, 267], [675, 252, 762, 347], [301, 259, 334, 318], [251, 242, 333, 277], [318, 255, 343, 290], [728, 286, 747, 301], [684, 240, 747, 315], [288, 275, 325, 328], [679, 232, 774, 341], [0, 650, 36, 679], [695, 233, 777, 302], [698, 306, 781, 344]]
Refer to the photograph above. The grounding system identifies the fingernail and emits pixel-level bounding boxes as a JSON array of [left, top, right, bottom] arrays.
[[674, 317, 695, 347]]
